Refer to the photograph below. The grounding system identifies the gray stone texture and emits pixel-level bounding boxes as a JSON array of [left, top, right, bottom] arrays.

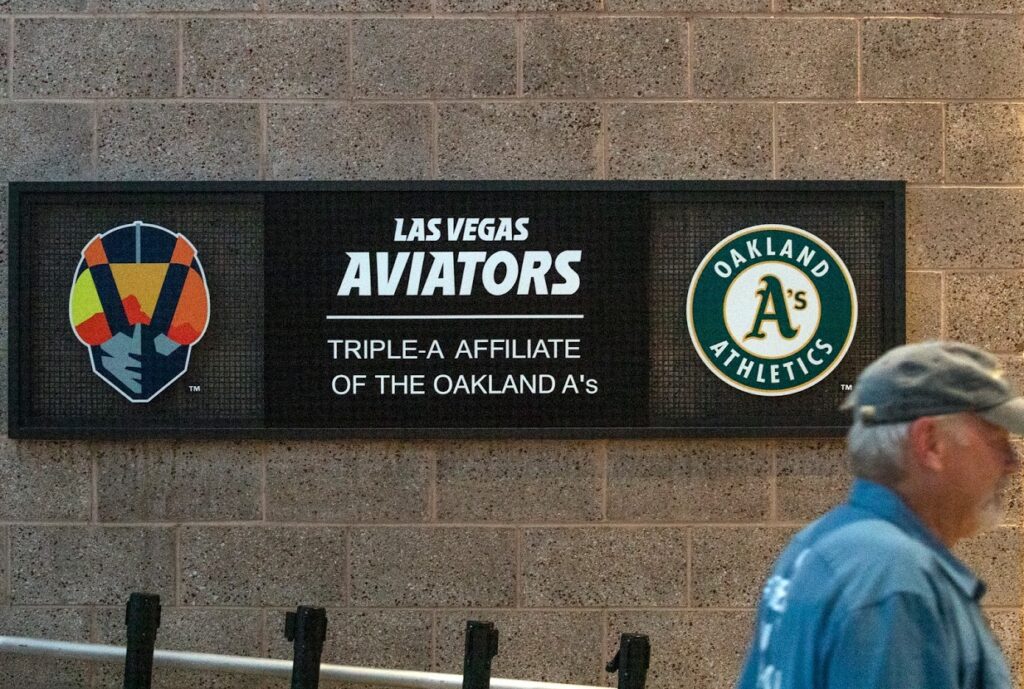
[[0, 103, 93, 180], [350, 528, 515, 607], [95, 607, 262, 689], [0, 527, 7, 605], [0, 26, 7, 98], [606, 440, 770, 522], [779, 0, 1024, 10], [0, 439, 91, 521], [265, 442, 430, 522], [607, 103, 772, 180], [10, 526, 176, 604], [95, 441, 262, 522], [14, 19, 176, 98], [777, 104, 942, 183], [265, 609, 432, 672], [522, 528, 687, 607], [955, 528, 1022, 608], [693, 18, 856, 99], [184, 19, 349, 98], [439, 0, 596, 8], [947, 104, 1024, 185], [268, 104, 432, 180], [775, 440, 850, 522], [438, 103, 600, 180], [691, 527, 796, 607], [94, 0, 258, 9], [908, 188, 1024, 270], [181, 526, 347, 606], [863, 18, 1024, 99], [436, 610, 603, 684], [436, 441, 601, 522], [608, 0, 769, 8], [97, 103, 260, 181], [607, 611, 754, 689], [906, 271, 943, 343], [523, 18, 686, 98], [946, 273, 1024, 352], [0, 607, 91, 689], [266, 0, 429, 8], [353, 19, 515, 98], [0, 1, 88, 12]]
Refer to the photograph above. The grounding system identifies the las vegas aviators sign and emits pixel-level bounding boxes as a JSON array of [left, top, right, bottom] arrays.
[[687, 224, 857, 396], [69, 221, 210, 403]]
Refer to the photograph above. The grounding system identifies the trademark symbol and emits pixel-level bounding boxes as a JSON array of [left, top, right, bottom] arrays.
[[840, 384, 853, 391], [189, 385, 201, 393]]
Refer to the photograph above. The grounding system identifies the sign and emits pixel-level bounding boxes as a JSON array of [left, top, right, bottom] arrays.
[[8, 181, 904, 438]]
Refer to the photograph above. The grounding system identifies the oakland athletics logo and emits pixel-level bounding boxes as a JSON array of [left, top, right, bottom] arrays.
[[687, 224, 857, 396]]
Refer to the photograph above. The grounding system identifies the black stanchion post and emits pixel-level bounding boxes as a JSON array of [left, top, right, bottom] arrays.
[[605, 633, 651, 689], [285, 606, 329, 689], [462, 620, 500, 689], [123, 592, 162, 689]]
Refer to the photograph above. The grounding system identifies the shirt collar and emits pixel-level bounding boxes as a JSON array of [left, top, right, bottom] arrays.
[[847, 478, 986, 601]]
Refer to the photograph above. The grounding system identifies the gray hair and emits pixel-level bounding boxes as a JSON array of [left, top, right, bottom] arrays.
[[846, 419, 913, 485]]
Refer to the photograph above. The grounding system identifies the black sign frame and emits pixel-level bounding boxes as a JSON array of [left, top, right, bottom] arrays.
[[8, 180, 905, 439]]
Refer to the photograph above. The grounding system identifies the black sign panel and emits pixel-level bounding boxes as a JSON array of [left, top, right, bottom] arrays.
[[8, 181, 904, 439]]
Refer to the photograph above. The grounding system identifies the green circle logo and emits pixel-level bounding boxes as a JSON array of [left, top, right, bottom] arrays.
[[686, 224, 857, 396]]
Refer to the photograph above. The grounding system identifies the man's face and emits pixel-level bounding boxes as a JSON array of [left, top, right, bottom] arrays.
[[941, 414, 1020, 535]]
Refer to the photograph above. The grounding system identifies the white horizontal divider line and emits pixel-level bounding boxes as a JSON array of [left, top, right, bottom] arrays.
[[326, 314, 585, 320], [0, 636, 604, 689]]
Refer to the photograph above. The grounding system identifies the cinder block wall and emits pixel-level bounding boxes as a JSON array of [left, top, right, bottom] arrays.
[[1, 2, 1023, 688]]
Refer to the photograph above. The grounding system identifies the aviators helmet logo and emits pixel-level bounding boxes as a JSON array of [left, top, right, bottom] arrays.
[[686, 224, 857, 396], [69, 221, 210, 403]]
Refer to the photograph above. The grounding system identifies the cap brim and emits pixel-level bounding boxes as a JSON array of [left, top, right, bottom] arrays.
[[979, 397, 1024, 435]]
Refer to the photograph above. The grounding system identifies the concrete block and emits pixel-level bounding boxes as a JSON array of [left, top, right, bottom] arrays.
[[606, 440, 770, 522], [265, 441, 430, 523], [691, 527, 795, 607], [184, 19, 349, 98], [353, 19, 515, 98], [436, 610, 603, 684], [0, 25, 7, 98], [522, 528, 687, 607], [775, 439, 850, 522], [95, 441, 262, 522], [986, 609, 1022, 683], [268, 104, 431, 180], [0, 1, 87, 12], [946, 272, 1024, 352], [14, 19, 176, 97], [181, 526, 347, 606], [777, 103, 942, 183], [608, 0, 768, 8], [523, 18, 685, 98], [436, 441, 601, 522], [265, 609, 432, 671], [95, 607, 262, 689], [350, 527, 515, 607], [439, 0, 595, 8], [10, 526, 176, 605], [0, 527, 7, 605], [693, 18, 856, 99], [863, 18, 1024, 99], [0, 439, 91, 521], [779, 0, 1024, 11], [437, 102, 600, 180], [608, 103, 771, 180], [908, 188, 1024, 270], [906, 271, 942, 343], [955, 527, 1021, 608], [94, 0, 258, 9], [0, 608, 91, 689], [267, 0, 429, 8], [947, 104, 1024, 185], [97, 103, 260, 181], [0, 103, 92, 181], [607, 611, 754, 689]]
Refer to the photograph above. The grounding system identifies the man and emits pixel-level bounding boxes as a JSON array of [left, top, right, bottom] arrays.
[[736, 341, 1021, 689]]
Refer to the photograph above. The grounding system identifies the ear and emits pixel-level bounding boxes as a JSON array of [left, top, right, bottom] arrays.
[[907, 417, 948, 473]]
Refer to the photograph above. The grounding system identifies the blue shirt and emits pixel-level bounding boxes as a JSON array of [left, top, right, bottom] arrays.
[[736, 479, 1011, 689]]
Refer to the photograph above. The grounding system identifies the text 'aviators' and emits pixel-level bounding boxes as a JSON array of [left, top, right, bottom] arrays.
[[842, 341, 1024, 434]]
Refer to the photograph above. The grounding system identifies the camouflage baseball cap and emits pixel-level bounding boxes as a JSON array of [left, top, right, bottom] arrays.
[[842, 340, 1024, 433]]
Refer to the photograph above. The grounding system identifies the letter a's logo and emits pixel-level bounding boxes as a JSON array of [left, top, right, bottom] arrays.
[[745, 275, 799, 341]]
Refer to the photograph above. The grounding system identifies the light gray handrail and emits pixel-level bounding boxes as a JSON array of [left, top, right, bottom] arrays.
[[0, 636, 606, 689]]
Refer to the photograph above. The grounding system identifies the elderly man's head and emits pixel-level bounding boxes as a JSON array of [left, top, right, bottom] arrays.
[[843, 342, 1022, 544]]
